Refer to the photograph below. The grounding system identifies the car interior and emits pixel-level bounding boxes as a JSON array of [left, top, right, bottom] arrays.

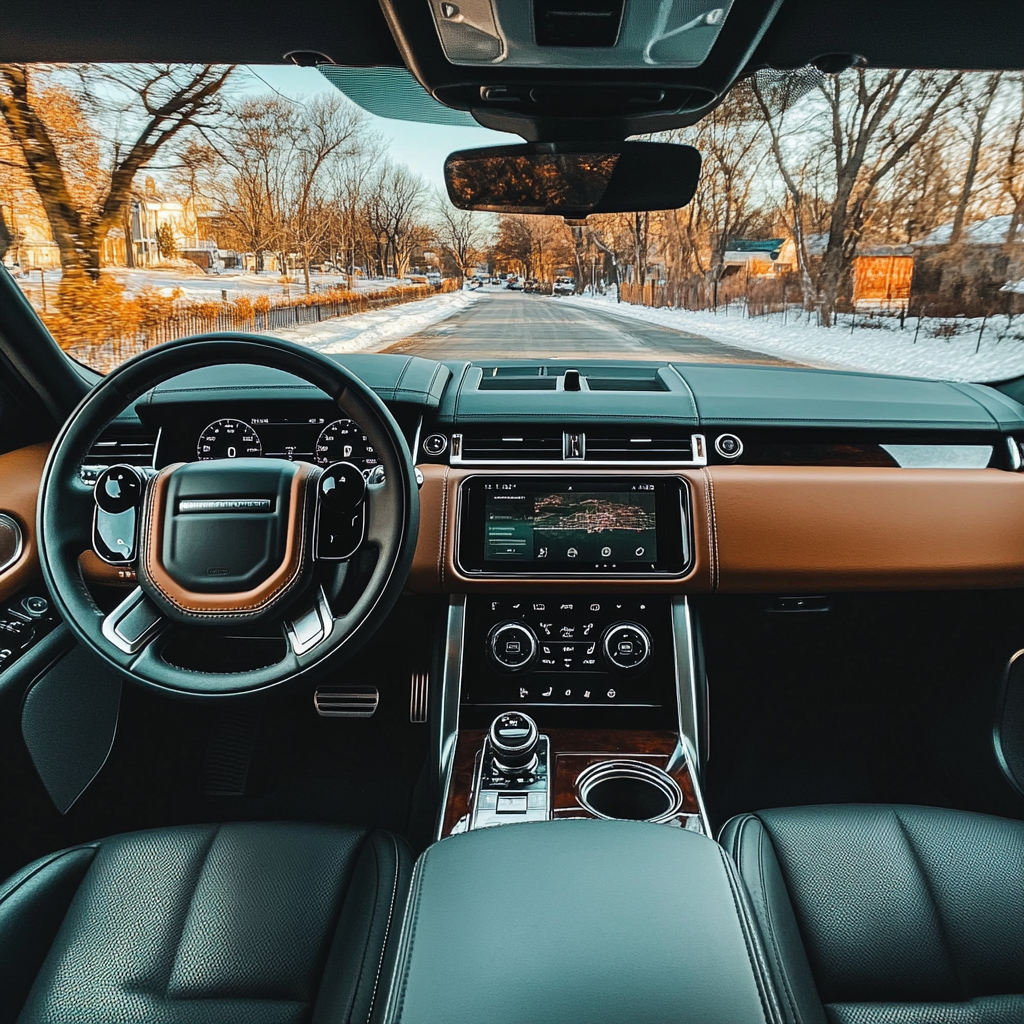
[[1, 3, 1023, 1024]]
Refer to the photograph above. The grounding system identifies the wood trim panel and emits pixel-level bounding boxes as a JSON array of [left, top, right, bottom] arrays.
[[708, 465, 1024, 591], [0, 442, 49, 603], [408, 464, 713, 593], [440, 727, 699, 837]]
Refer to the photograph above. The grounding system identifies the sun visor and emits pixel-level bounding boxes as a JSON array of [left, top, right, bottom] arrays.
[[318, 65, 478, 126]]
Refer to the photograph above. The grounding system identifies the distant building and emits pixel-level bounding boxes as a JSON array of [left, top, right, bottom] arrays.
[[723, 238, 788, 276]]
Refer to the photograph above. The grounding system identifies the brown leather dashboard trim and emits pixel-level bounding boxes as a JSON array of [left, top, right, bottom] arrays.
[[0, 442, 50, 603], [407, 464, 713, 593], [707, 465, 1024, 591], [141, 462, 314, 615], [409, 462, 1024, 593]]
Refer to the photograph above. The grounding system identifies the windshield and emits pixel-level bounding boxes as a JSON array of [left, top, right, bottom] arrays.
[[4, 63, 1024, 382]]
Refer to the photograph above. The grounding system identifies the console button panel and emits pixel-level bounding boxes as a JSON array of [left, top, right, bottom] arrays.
[[0, 593, 59, 674], [464, 596, 672, 710]]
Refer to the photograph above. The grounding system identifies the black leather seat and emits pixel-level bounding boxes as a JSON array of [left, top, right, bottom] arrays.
[[0, 821, 411, 1024], [721, 805, 1024, 1024]]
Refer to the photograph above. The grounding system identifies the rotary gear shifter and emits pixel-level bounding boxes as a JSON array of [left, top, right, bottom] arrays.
[[489, 711, 540, 773]]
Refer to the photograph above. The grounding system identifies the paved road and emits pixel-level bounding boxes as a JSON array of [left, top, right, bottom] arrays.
[[383, 289, 801, 365]]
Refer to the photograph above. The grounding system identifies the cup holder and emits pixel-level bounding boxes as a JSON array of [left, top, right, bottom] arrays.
[[575, 760, 684, 823]]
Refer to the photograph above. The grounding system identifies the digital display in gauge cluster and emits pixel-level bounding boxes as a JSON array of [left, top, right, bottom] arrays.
[[195, 416, 379, 473]]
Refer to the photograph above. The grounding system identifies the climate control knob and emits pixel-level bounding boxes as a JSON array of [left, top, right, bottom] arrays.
[[488, 621, 538, 672], [602, 622, 652, 671]]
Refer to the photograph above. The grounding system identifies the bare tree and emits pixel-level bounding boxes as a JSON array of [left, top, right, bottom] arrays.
[[0, 63, 234, 293], [434, 198, 488, 281], [949, 73, 1003, 244], [363, 162, 428, 279]]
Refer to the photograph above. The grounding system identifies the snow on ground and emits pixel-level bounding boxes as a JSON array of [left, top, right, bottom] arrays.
[[10, 266, 425, 308], [564, 293, 1024, 382], [267, 289, 479, 354]]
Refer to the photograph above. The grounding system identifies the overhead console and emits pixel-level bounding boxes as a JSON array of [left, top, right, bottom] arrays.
[[378, 0, 786, 139]]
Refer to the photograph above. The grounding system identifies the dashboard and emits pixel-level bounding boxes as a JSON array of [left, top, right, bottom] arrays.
[[64, 353, 1024, 596]]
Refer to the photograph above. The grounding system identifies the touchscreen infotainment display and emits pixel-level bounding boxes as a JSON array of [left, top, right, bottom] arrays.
[[483, 483, 658, 564]]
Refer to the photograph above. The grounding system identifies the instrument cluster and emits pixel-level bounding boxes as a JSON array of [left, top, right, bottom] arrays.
[[194, 416, 379, 474]]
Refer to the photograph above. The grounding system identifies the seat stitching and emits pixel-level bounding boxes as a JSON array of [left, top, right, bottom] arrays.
[[0, 845, 99, 907], [891, 808, 969, 1000], [718, 845, 776, 1024], [364, 833, 400, 1024], [394, 858, 426, 1023], [752, 818, 805, 1024]]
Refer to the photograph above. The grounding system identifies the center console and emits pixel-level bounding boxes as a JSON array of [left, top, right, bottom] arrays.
[[385, 819, 778, 1024], [439, 590, 708, 838]]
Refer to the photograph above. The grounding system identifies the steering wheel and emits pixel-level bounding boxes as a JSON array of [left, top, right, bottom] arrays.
[[37, 334, 419, 697]]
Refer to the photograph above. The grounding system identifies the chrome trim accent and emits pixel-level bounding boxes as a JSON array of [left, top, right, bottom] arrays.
[[1007, 437, 1022, 471], [435, 594, 466, 840], [178, 498, 272, 512], [0, 513, 24, 574], [285, 586, 333, 655], [714, 432, 743, 460], [670, 596, 704, 772], [314, 685, 379, 717], [450, 431, 708, 467], [576, 759, 683, 823], [422, 432, 449, 457], [410, 670, 430, 723], [101, 586, 166, 655]]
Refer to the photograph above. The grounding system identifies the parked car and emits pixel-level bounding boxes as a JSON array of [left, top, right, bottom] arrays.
[[553, 276, 575, 295], [505, 276, 522, 290]]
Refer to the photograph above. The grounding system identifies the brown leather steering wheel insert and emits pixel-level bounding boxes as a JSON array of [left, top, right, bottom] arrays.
[[138, 459, 318, 623]]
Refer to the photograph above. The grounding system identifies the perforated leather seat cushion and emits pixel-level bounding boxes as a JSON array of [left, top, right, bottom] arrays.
[[0, 821, 411, 1024], [721, 805, 1024, 1024]]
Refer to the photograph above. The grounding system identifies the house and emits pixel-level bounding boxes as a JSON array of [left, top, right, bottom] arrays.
[[722, 238, 788, 276], [0, 187, 60, 270]]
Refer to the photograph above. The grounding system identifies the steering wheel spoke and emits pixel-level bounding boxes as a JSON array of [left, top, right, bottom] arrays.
[[101, 586, 167, 658]]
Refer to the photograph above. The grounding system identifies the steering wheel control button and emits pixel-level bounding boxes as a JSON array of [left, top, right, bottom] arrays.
[[714, 433, 743, 459], [102, 588, 166, 655], [94, 465, 143, 514], [422, 433, 448, 456], [92, 465, 145, 564], [602, 622, 652, 670], [316, 462, 367, 561], [488, 621, 538, 672], [21, 596, 49, 617]]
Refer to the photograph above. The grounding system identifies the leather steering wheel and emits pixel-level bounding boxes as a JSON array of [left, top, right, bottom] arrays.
[[37, 334, 419, 697]]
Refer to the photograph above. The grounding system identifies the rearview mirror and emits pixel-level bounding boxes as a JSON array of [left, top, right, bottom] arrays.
[[443, 142, 701, 217]]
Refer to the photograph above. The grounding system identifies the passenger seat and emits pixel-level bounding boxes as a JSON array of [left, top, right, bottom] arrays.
[[720, 805, 1024, 1024]]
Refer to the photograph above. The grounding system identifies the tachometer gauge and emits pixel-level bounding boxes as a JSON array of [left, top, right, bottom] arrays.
[[196, 419, 263, 460], [315, 419, 379, 472]]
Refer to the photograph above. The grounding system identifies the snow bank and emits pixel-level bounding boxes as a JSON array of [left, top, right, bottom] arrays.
[[565, 294, 1024, 382], [268, 289, 479, 353]]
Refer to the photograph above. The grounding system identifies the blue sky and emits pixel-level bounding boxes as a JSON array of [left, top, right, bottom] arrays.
[[239, 65, 509, 192]]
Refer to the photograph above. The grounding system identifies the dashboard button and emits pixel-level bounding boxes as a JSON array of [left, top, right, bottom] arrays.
[[715, 433, 743, 459], [21, 596, 49, 617], [422, 433, 448, 456]]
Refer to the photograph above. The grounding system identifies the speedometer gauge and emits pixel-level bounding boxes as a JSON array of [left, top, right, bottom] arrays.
[[315, 419, 379, 472], [197, 419, 263, 460]]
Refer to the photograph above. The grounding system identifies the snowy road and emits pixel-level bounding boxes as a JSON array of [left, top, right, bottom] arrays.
[[382, 289, 803, 365]]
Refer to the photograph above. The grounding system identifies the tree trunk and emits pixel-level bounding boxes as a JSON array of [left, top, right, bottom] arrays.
[[950, 73, 1002, 245]]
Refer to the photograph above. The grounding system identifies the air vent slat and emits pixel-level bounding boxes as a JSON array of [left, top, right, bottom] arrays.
[[80, 429, 158, 482], [456, 430, 563, 462], [585, 433, 693, 463]]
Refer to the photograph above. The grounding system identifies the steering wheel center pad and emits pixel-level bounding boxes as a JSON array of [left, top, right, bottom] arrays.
[[138, 459, 318, 624]]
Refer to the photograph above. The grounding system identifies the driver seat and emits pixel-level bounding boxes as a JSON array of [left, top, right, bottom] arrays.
[[0, 821, 411, 1024]]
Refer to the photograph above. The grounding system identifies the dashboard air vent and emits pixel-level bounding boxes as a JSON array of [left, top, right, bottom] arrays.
[[585, 433, 695, 463], [80, 428, 158, 482], [454, 430, 564, 462]]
